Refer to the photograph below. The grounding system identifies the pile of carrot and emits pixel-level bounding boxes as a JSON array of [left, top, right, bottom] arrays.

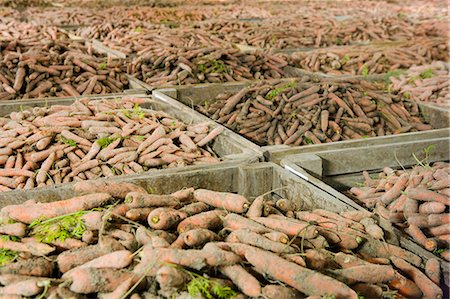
[[289, 38, 448, 76], [0, 39, 130, 100], [196, 79, 433, 146], [388, 62, 450, 108], [0, 97, 223, 192], [0, 181, 444, 298], [128, 46, 289, 85], [349, 161, 450, 260]]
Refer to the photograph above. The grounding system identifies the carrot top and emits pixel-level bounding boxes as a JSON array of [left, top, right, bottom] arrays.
[[29, 209, 101, 244], [182, 267, 237, 299], [0, 238, 19, 266]]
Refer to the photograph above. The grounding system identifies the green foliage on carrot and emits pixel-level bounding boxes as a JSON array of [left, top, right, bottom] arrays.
[[0, 247, 18, 266], [96, 136, 119, 149], [29, 210, 92, 243], [266, 81, 296, 100], [60, 136, 77, 147], [184, 269, 237, 299], [420, 68, 434, 79]]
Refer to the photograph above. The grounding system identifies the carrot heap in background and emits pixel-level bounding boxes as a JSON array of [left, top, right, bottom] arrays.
[[350, 161, 450, 260], [0, 97, 223, 192], [0, 39, 129, 101], [197, 79, 433, 146], [0, 181, 444, 298]]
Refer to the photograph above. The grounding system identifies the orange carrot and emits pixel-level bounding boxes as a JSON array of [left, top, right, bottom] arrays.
[[405, 224, 438, 251], [262, 285, 300, 299], [0, 279, 43, 297], [177, 210, 226, 233], [251, 216, 318, 238], [391, 256, 443, 299], [388, 271, 423, 298], [73, 181, 146, 199], [219, 265, 261, 297], [125, 192, 182, 208], [183, 228, 218, 247], [359, 240, 422, 267], [335, 264, 395, 283], [148, 208, 187, 230], [380, 173, 409, 205], [227, 229, 295, 254], [246, 196, 264, 218], [407, 188, 450, 205], [193, 189, 250, 213], [0, 239, 54, 256], [243, 244, 358, 298], [351, 283, 383, 299], [425, 258, 441, 285], [2, 193, 112, 224], [223, 213, 272, 233], [0, 223, 27, 237], [0, 257, 53, 277], [156, 266, 190, 290], [63, 268, 133, 294], [57, 237, 124, 273], [419, 202, 446, 214]]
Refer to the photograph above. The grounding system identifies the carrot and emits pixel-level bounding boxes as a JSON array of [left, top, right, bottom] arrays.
[[390, 256, 443, 299], [148, 207, 187, 230], [227, 229, 296, 254], [419, 202, 446, 214], [201, 242, 242, 266], [336, 264, 395, 284], [178, 202, 210, 216], [135, 227, 170, 248], [440, 250, 450, 261], [57, 237, 124, 273], [125, 192, 182, 208], [303, 249, 336, 270], [2, 193, 112, 224], [193, 189, 249, 213], [196, 127, 224, 147], [0, 169, 34, 177], [262, 285, 300, 299], [177, 210, 226, 233], [223, 213, 272, 234], [35, 152, 55, 184], [407, 188, 450, 205], [334, 252, 367, 268], [358, 240, 422, 267], [360, 217, 383, 239], [425, 258, 441, 285], [0, 279, 43, 297], [275, 198, 297, 212], [73, 181, 146, 199], [263, 231, 289, 244], [125, 207, 154, 221], [339, 210, 372, 222], [63, 268, 133, 294], [351, 283, 383, 299], [0, 223, 27, 237], [251, 216, 318, 238], [220, 87, 250, 116], [427, 213, 450, 226], [156, 265, 190, 290], [243, 244, 358, 298], [426, 224, 450, 236], [51, 238, 87, 250], [0, 239, 54, 256], [0, 257, 53, 277], [245, 196, 264, 218], [380, 173, 409, 205], [183, 228, 218, 247], [99, 277, 135, 299], [219, 265, 261, 297], [135, 247, 207, 275], [405, 224, 438, 251], [388, 271, 423, 298]]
